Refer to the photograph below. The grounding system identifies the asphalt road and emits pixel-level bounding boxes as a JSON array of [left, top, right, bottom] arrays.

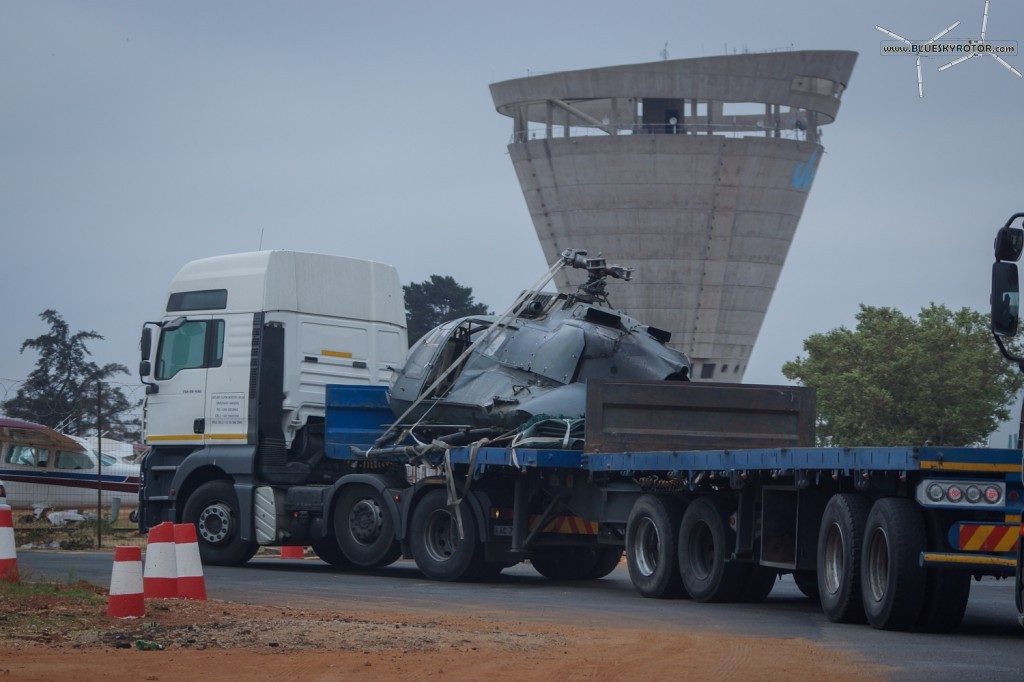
[[17, 549, 1024, 680]]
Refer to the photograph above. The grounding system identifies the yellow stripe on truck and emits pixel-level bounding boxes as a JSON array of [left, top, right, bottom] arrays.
[[921, 552, 1016, 568], [147, 434, 246, 442], [321, 349, 353, 359], [918, 461, 1020, 473]]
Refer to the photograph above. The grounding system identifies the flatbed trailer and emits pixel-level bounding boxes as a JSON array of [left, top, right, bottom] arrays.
[[318, 380, 1023, 633]]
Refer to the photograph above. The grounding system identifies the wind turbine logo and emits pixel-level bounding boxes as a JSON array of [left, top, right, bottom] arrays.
[[939, 0, 1023, 79], [875, 20, 961, 97]]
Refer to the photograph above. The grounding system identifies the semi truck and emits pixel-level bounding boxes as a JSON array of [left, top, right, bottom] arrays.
[[138, 243, 1024, 633]]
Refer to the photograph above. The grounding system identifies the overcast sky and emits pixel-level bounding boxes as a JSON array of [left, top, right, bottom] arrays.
[[2, 0, 1022, 417]]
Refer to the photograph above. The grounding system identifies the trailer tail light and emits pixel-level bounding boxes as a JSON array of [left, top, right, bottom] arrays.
[[917, 479, 1006, 508]]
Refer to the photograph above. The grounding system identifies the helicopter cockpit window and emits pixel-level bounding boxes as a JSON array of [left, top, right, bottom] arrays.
[[401, 321, 456, 381], [425, 319, 492, 398]]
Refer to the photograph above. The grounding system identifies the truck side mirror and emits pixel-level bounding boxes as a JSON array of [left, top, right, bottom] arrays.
[[996, 226, 1024, 262], [140, 327, 152, 360], [139, 327, 153, 380], [992, 261, 1020, 337]]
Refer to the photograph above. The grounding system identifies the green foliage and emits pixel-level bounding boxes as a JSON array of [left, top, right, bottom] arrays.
[[2, 309, 140, 440], [782, 304, 1024, 446], [403, 275, 490, 345]]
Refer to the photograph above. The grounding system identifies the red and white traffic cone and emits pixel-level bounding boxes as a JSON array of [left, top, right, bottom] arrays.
[[174, 523, 207, 600], [280, 545, 305, 559], [108, 545, 145, 618], [143, 521, 177, 598], [0, 504, 18, 583]]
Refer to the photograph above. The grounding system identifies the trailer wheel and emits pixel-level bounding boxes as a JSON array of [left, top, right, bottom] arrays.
[[410, 488, 484, 581], [861, 498, 927, 630], [738, 565, 778, 603], [588, 548, 624, 579], [792, 570, 821, 603], [917, 510, 971, 633], [677, 496, 745, 602], [817, 493, 870, 623], [625, 495, 688, 599], [334, 484, 401, 568], [310, 537, 351, 568], [181, 480, 258, 566], [531, 548, 593, 580]]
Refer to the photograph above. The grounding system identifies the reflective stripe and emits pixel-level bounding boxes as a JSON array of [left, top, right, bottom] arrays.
[[529, 515, 599, 535], [918, 461, 1019, 473], [960, 524, 1018, 553], [147, 434, 246, 442], [921, 552, 1016, 567], [322, 350, 353, 358]]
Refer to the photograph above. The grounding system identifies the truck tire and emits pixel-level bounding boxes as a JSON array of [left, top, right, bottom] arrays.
[[531, 547, 593, 580], [916, 509, 970, 633], [738, 565, 778, 603], [334, 484, 401, 568], [588, 548, 624, 579], [310, 537, 352, 568], [410, 488, 484, 581], [677, 496, 746, 602], [817, 493, 870, 623], [917, 568, 971, 633], [792, 570, 821, 603], [861, 498, 928, 631], [181, 480, 258, 567], [625, 495, 688, 599], [532, 547, 622, 580]]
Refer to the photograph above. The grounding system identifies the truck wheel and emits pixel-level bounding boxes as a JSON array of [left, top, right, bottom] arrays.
[[531, 547, 598, 580], [334, 484, 401, 568], [817, 493, 870, 623], [310, 537, 352, 568], [677, 496, 745, 602], [915, 509, 970, 632], [625, 495, 688, 599], [792, 570, 821, 603], [181, 480, 258, 566], [410, 488, 484, 581], [588, 548, 624, 579], [861, 498, 927, 631], [738, 565, 778, 603], [917, 568, 971, 632]]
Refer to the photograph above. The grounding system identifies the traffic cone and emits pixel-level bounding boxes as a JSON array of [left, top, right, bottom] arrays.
[[0, 504, 18, 583], [280, 545, 305, 559], [174, 523, 207, 600], [143, 521, 177, 598], [108, 545, 145, 618]]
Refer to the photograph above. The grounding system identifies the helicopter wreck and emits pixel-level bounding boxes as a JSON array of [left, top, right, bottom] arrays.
[[371, 250, 691, 455]]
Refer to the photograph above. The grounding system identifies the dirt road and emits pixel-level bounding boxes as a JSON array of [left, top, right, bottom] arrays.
[[1, 583, 883, 681]]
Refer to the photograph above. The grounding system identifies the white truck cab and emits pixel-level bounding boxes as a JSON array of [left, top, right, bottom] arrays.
[[139, 250, 406, 477]]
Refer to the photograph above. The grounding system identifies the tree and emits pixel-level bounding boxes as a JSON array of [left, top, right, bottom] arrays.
[[403, 275, 490, 344], [2, 310, 141, 440], [782, 304, 1024, 447]]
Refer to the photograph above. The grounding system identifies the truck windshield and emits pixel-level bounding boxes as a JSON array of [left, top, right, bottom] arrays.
[[155, 320, 225, 380]]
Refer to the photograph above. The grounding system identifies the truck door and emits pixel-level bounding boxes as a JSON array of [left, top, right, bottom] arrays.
[[145, 316, 223, 446], [203, 313, 254, 445]]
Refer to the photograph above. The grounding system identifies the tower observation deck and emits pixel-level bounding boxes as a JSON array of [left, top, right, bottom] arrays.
[[490, 51, 856, 382]]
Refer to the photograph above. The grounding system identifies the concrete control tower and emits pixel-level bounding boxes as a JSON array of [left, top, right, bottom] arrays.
[[490, 51, 856, 382]]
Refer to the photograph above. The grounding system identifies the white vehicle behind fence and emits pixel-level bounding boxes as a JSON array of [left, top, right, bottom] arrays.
[[0, 418, 140, 511]]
